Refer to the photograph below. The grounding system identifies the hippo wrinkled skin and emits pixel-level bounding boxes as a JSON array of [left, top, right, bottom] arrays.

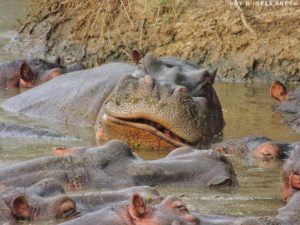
[[0, 58, 85, 88], [1, 52, 224, 150], [59, 193, 200, 225], [0, 140, 236, 190]]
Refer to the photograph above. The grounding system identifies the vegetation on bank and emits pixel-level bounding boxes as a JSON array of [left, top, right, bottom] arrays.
[[11, 0, 300, 82]]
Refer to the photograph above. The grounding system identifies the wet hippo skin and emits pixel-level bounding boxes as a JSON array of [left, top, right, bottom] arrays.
[[0, 58, 85, 88], [1, 52, 224, 151], [0, 140, 236, 190], [58, 193, 200, 225]]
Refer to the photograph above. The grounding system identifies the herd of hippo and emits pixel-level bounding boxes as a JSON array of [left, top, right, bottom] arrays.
[[1, 51, 300, 224]]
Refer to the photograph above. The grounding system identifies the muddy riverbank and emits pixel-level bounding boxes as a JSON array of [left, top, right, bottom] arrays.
[[7, 0, 300, 83]]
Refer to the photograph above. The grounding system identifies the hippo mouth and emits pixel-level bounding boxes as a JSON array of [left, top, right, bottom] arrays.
[[102, 113, 191, 147]]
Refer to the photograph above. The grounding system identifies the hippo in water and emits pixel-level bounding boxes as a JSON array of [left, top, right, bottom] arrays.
[[270, 80, 300, 133], [59, 193, 200, 225], [281, 146, 300, 202], [0, 140, 236, 190], [211, 136, 296, 160], [0, 178, 79, 224], [0, 57, 85, 88], [1, 52, 224, 151]]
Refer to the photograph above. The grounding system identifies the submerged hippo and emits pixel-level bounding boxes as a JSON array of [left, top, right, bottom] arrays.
[[1, 52, 224, 150], [0, 179, 78, 224], [0, 140, 236, 190], [281, 146, 300, 202], [0, 58, 85, 88], [211, 136, 295, 160], [270, 80, 300, 133], [59, 193, 200, 225]]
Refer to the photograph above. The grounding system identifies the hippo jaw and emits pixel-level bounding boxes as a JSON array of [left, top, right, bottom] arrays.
[[99, 113, 191, 149], [96, 75, 212, 151]]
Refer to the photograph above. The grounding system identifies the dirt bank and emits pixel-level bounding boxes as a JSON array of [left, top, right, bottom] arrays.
[[8, 0, 300, 83]]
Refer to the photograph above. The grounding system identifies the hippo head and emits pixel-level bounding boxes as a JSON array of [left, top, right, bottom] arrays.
[[0, 193, 79, 222], [19, 58, 63, 88], [97, 52, 224, 151], [126, 193, 200, 225]]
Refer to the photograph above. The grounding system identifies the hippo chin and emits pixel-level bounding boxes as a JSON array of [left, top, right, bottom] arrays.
[[1, 52, 224, 151]]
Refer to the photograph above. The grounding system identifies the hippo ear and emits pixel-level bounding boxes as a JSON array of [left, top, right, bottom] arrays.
[[129, 193, 146, 218], [132, 49, 144, 64], [270, 80, 288, 102], [11, 196, 30, 218], [20, 62, 35, 82], [54, 56, 61, 65], [209, 68, 217, 85]]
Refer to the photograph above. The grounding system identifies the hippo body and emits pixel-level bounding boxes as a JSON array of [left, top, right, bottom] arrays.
[[59, 193, 200, 225], [1, 53, 224, 150], [0, 140, 236, 189]]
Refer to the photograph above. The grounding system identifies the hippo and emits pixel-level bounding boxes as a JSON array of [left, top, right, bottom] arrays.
[[270, 80, 300, 133], [211, 136, 294, 160], [0, 58, 85, 88], [281, 146, 300, 202], [0, 140, 236, 190], [0, 178, 78, 224], [71, 186, 161, 214], [58, 193, 200, 225], [1, 52, 224, 151], [276, 191, 300, 225]]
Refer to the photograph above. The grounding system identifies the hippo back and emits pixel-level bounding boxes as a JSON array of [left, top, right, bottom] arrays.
[[1, 63, 136, 127]]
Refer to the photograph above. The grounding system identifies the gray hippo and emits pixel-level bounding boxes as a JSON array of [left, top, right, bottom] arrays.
[[211, 136, 296, 160], [281, 147, 300, 202], [270, 80, 300, 133], [58, 193, 200, 225], [0, 140, 236, 190], [0, 178, 79, 224], [276, 191, 300, 225], [1, 52, 224, 151], [0, 57, 85, 88]]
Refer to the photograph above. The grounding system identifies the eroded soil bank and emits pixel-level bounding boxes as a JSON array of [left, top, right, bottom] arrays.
[[8, 0, 300, 83]]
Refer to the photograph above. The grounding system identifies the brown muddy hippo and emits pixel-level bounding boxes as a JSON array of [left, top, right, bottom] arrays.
[[1, 52, 224, 151], [0, 178, 79, 224], [270, 80, 300, 133], [0, 58, 85, 88], [59, 193, 200, 225], [0, 140, 236, 190]]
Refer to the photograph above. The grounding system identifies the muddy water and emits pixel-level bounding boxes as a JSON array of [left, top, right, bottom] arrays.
[[0, 0, 28, 61], [1, 1, 300, 222]]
